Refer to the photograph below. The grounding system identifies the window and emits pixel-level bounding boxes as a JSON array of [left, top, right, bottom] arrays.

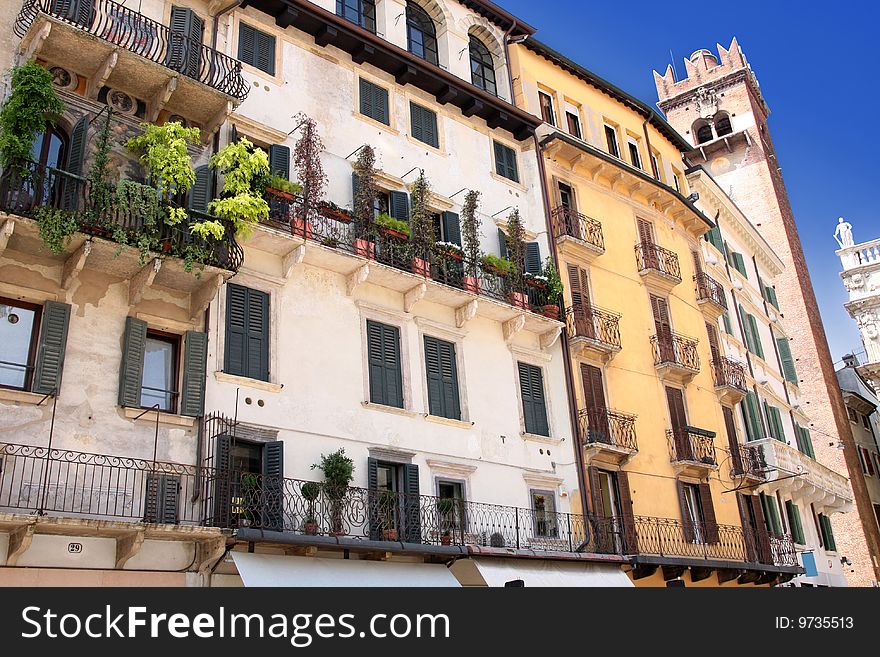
[[565, 111, 581, 138], [405, 2, 438, 65], [847, 407, 858, 423], [729, 249, 749, 278], [650, 152, 660, 180], [862, 448, 876, 476], [785, 501, 805, 544], [359, 78, 390, 125], [862, 414, 871, 430], [531, 489, 558, 537], [469, 36, 496, 95], [518, 362, 549, 436], [141, 332, 179, 412], [763, 401, 785, 442], [672, 172, 682, 193], [704, 224, 724, 252], [627, 139, 642, 170], [225, 284, 270, 382], [604, 125, 619, 158], [31, 122, 67, 170], [715, 113, 733, 137], [739, 306, 764, 360], [776, 335, 797, 384], [742, 390, 765, 441], [493, 141, 519, 183], [0, 298, 70, 395], [410, 102, 439, 148], [336, 0, 376, 32], [424, 336, 461, 420], [680, 483, 706, 542], [538, 91, 556, 126], [818, 513, 837, 551], [694, 120, 713, 144], [760, 492, 783, 536], [367, 320, 404, 408], [237, 23, 275, 75], [763, 284, 780, 310], [796, 424, 815, 459], [368, 458, 420, 541], [437, 480, 464, 533]]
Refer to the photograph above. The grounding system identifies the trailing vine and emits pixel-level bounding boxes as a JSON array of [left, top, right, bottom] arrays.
[[36, 206, 79, 255], [0, 62, 64, 171], [460, 189, 481, 277], [292, 112, 327, 221], [114, 179, 161, 263], [408, 169, 432, 259], [207, 137, 269, 239], [352, 145, 378, 239]]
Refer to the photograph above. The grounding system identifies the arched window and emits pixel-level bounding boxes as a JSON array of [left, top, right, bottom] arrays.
[[715, 113, 733, 137], [405, 2, 438, 65], [469, 36, 496, 96], [694, 120, 713, 144], [336, 0, 376, 33]]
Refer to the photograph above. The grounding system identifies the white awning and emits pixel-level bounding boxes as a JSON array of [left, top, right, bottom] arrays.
[[231, 552, 461, 587], [449, 558, 633, 587]]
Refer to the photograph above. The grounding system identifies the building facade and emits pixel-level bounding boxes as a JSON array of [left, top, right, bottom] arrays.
[[654, 41, 880, 585]]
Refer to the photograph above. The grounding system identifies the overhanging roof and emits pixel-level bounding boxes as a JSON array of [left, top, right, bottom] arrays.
[[460, 0, 535, 36]]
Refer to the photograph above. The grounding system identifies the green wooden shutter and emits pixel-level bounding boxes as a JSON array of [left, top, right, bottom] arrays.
[[820, 514, 837, 551], [212, 433, 231, 526], [61, 115, 88, 210], [390, 191, 410, 222], [732, 252, 748, 278], [359, 79, 389, 125], [402, 463, 421, 542], [742, 391, 765, 442], [705, 225, 724, 252], [366, 457, 380, 539], [168, 7, 203, 78], [262, 441, 284, 531], [785, 501, 804, 544], [118, 316, 148, 407], [410, 103, 438, 148], [777, 336, 797, 384], [760, 493, 782, 536], [189, 165, 213, 213], [797, 425, 815, 459], [268, 144, 290, 180], [747, 314, 764, 359], [180, 331, 207, 417], [359, 78, 374, 118], [256, 29, 276, 76], [764, 285, 779, 310], [494, 141, 519, 182], [238, 22, 256, 66], [441, 212, 461, 246], [144, 474, 180, 524], [224, 284, 269, 381], [497, 227, 509, 259], [32, 301, 71, 395], [525, 242, 542, 275], [245, 287, 269, 381], [367, 320, 403, 408], [424, 336, 460, 420], [722, 312, 733, 335], [519, 362, 549, 436]]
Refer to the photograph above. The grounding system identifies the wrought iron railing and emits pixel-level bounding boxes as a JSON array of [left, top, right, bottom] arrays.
[[577, 408, 637, 452], [635, 242, 681, 280], [14, 0, 249, 101], [730, 443, 766, 480], [712, 357, 747, 391], [565, 305, 621, 350], [0, 160, 243, 272], [651, 332, 700, 372], [695, 271, 727, 309], [550, 206, 604, 251], [667, 428, 717, 466], [263, 194, 556, 313]]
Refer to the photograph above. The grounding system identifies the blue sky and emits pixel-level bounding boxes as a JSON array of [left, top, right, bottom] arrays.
[[500, 0, 879, 365]]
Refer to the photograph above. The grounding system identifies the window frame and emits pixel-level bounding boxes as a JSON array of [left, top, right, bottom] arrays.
[[359, 77, 391, 127], [538, 90, 556, 126], [627, 138, 642, 170], [493, 140, 519, 183], [237, 21, 276, 76], [565, 110, 582, 139], [604, 124, 620, 158], [405, 2, 439, 66], [0, 297, 42, 392], [409, 100, 439, 149], [140, 329, 181, 414], [336, 0, 376, 33], [530, 488, 559, 538], [516, 359, 551, 438], [468, 35, 497, 96]]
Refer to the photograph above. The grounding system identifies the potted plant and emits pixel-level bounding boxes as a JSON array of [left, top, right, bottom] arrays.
[[292, 112, 328, 232], [489, 531, 506, 548], [301, 481, 321, 535], [379, 489, 398, 541], [319, 201, 353, 224], [375, 212, 410, 240], [206, 137, 270, 240], [436, 498, 455, 545], [264, 174, 302, 202], [434, 240, 464, 262], [460, 190, 482, 293], [539, 258, 563, 319], [408, 170, 432, 278], [311, 448, 355, 536], [481, 253, 512, 277], [237, 472, 260, 527], [352, 145, 378, 259], [320, 234, 340, 248], [506, 209, 528, 309]]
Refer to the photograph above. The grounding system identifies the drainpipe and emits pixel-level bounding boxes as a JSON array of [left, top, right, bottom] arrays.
[[501, 20, 522, 104], [210, 1, 243, 157], [642, 116, 659, 180], [533, 133, 590, 520]]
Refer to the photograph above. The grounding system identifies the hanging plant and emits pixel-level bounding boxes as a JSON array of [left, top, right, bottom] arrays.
[[0, 61, 64, 171], [206, 137, 269, 239], [36, 207, 80, 255], [408, 169, 432, 257], [113, 179, 161, 263], [292, 112, 328, 221], [352, 144, 378, 239], [506, 209, 526, 290], [460, 189, 481, 277]]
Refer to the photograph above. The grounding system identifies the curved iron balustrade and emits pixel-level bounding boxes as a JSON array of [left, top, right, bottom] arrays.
[[577, 408, 637, 452], [550, 206, 604, 251], [565, 304, 621, 349], [695, 271, 728, 309], [712, 357, 747, 391], [666, 428, 717, 466], [635, 242, 682, 280], [651, 332, 700, 371]]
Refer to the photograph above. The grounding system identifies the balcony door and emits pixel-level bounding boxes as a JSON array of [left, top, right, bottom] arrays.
[[665, 387, 692, 461], [557, 182, 580, 239], [212, 436, 283, 531], [367, 458, 421, 543], [596, 470, 625, 553], [580, 363, 609, 444], [637, 218, 659, 269], [706, 322, 722, 384], [651, 295, 675, 362], [568, 265, 595, 339], [679, 482, 705, 544]]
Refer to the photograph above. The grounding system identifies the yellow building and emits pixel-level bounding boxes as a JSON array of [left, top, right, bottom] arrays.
[[509, 40, 801, 586]]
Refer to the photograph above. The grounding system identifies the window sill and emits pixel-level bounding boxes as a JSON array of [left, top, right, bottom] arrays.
[[489, 171, 527, 192], [214, 371, 283, 393], [424, 414, 474, 430], [352, 110, 398, 135], [0, 388, 51, 406], [123, 407, 196, 428], [361, 401, 419, 418], [521, 432, 562, 446]]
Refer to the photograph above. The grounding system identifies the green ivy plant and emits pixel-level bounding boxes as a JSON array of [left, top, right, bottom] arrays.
[[0, 62, 64, 170], [541, 258, 564, 304], [36, 206, 79, 255], [114, 179, 161, 263], [207, 137, 269, 239]]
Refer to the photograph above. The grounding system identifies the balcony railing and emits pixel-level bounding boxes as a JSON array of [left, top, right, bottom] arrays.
[[651, 332, 700, 372], [695, 271, 727, 310], [263, 194, 556, 314], [14, 0, 249, 100], [730, 443, 766, 480], [712, 357, 747, 391], [549, 206, 604, 251], [667, 428, 717, 466], [565, 305, 621, 349], [635, 242, 681, 280], [0, 160, 243, 272], [577, 408, 638, 452]]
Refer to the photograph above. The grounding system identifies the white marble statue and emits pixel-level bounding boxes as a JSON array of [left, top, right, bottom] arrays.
[[834, 217, 854, 248]]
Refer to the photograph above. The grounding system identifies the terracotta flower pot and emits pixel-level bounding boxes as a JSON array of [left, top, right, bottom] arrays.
[[440, 534, 452, 546], [292, 217, 313, 241], [355, 238, 375, 259], [383, 528, 399, 541], [412, 256, 431, 278], [380, 227, 409, 241], [303, 521, 318, 535], [266, 186, 296, 202], [321, 207, 353, 224], [462, 275, 480, 294], [511, 291, 528, 309], [540, 304, 560, 319]]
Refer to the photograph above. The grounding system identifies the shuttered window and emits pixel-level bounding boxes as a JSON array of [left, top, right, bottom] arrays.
[[819, 514, 837, 551], [268, 144, 291, 180], [238, 23, 276, 75], [144, 474, 180, 524], [739, 306, 765, 359], [424, 336, 461, 420], [760, 492, 782, 536], [730, 251, 748, 278], [785, 501, 805, 544], [518, 362, 549, 437], [776, 336, 798, 384], [440, 212, 461, 246], [704, 224, 724, 252], [367, 320, 404, 409], [224, 284, 270, 382], [32, 300, 72, 395], [742, 390, 765, 442], [410, 102, 439, 148], [188, 165, 213, 213], [493, 141, 519, 183], [763, 284, 780, 310], [763, 402, 786, 442], [167, 6, 204, 79], [722, 312, 733, 336], [359, 78, 390, 125], [796, 424, 815, 459], [525, 242, 542, 275]]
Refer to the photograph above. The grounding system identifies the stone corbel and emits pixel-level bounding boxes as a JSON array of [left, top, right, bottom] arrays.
[[0, 217, 14, 255], [115, 528, 145, 569], [61, 240, 91, 290], [129, 258, 161, 306], [3, 521, 36, 567], [21, 21, 51, 61], [282, 244, 306, 279], [195, 537, 228, 578], [146, 75, 178, 122], [403, 283, 426, 312], [86, 49, 119, 99], [190, 274, 223, 322], [202, 101, 234, 145], [539, 326, 562, 350], [455, 299, 478, 328], [347, 264, 369, 296], [503, 313, 526, 342]]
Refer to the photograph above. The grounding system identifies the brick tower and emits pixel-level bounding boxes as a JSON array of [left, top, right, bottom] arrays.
[[654, 40, 880, 585]]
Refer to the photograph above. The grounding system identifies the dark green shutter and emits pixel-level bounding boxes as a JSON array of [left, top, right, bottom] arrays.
[[367, 320, 403, 408], [256, 30, 276, 76], [424, 336, 460, 420], [786, 501, 804, 544], [410, 102, 438, 148], [168, 7, 203, 78], [494, 141, 518, 182], [367, 457, 380, 539], [402, 463, 421, 542], [519, 362, 549, 436], [61, 115, 88, 210], [224, 284, 269, 381], [262, 441, 284, 531], [238, 22, 256, 66], [777, 336, 797, 384], [239, 25, 276, 76], [180, 331, 207, 417], [268, 144, 290, 180], [212, 433, 231, 526], [118, 316, 147, 407], [732, 252, 748, 278], [144, 474, 180, 524], [722, 312, 733, 335], [390, 191, 409, 222], [760, 493, 782, 536], [441, 211, 461, 246], [746, 313, 764, 359], [742, 391, 765, 442], [32, 301, 71, 395], [764, 285, 779, 310], [525, 242, 541, 275], [359, 78, 389, 125], [497, 227, 509, 259], [189, 165, 213, 213], [797, 425, 815, 459], [705, 225, 724, 252]]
